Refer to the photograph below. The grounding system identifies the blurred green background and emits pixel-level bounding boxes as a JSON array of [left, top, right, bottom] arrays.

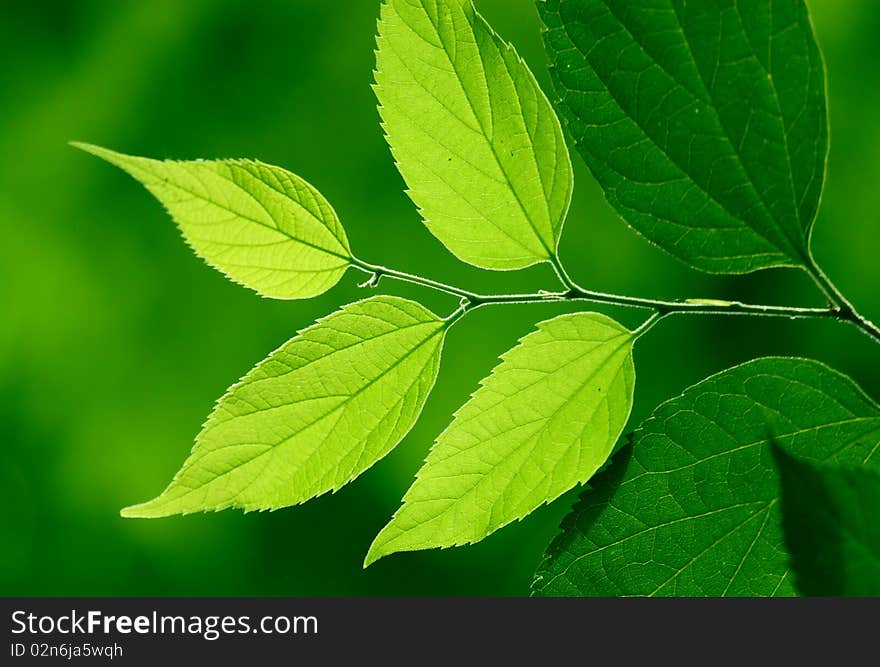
[[2, 0, 878, 596]]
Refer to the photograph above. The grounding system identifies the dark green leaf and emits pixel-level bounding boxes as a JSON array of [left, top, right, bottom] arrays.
[[533, 358, 880, 596], [539, 0, 828, 273]]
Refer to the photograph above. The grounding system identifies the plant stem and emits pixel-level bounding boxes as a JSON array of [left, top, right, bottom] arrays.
[[351, 258, 879, 344], [549, 254, 577, 292], [353, 259, 478, 301], [633, 312, 666, 338], [805, 254, 880, 343]]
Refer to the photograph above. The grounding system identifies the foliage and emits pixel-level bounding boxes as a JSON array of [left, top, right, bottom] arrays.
[[77, 0, 879, 596], [375, 0, 572, 270], [366, 312, 636, 565], [120, 296, 446, 517], [72, 145, 352, 299], [539, 0, 826, 274], [531, 358, 880, 596]]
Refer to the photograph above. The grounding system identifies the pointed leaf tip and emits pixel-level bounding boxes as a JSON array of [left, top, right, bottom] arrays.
[[119, 496, 176, 519], [362, 546, 384, 569]]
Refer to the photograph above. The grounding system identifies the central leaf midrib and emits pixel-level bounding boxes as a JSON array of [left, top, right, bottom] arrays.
[[234, 159, 351, 253], [603, 0, 793, 254], [730, 2, 814, 232], [145, 161, 351, 263]]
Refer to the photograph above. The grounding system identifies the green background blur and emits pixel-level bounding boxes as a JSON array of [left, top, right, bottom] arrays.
[[2, 0, 878, 596]]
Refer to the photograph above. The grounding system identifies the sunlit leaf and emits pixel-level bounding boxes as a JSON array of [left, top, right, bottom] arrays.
[[75, 143, 351, 299], [366, 312, 635, 565], [122, 296, 446, 517], [376, 0, 573, 270]]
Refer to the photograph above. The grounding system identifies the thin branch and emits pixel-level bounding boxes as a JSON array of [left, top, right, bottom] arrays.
[[805, 254, 880, 343], [352, 259, 477, 301], [633, 311, 666, 338], [548, 254, 577, 292], [351, 257, 879, 344]]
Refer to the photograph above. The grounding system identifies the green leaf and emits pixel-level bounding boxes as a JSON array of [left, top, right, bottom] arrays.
[[532, 358, 880, 597], [539, 0, 827, 273], [73, 143, 352, 299], [774, 445, 880, 596], [122, 296, 446, 517], [365, 312, 636, 566], [376, 0, 573, 270]]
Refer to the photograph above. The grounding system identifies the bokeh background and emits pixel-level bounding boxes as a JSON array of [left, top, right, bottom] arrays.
[[2, 0, 878, 596]]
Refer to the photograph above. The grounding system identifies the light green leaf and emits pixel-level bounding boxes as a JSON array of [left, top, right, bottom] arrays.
[[365, 312, 636, 566], [376, 0, 573, 270], [774, 445, 880, 596], [539, 0, 827, 273], [122, 296, 446, 517], [74, 143, 351, 299], [532, 358, 880, 597]]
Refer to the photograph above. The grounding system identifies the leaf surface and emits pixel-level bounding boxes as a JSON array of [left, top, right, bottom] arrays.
[[122, 296, 446, 517], [533, 358, 880, 596], [75, 143, 351, 299], [539, 0, 828, 273], [366, 312, 636, 565], [774, 445, 880, 596], [376, 0, 573, 270]]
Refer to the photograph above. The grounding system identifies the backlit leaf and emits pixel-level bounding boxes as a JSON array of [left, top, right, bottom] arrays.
[[366, 312, 636, 565], [122, 296, 446, 517], [74, 143, 351, 299], [376, 0, 573, 270]]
